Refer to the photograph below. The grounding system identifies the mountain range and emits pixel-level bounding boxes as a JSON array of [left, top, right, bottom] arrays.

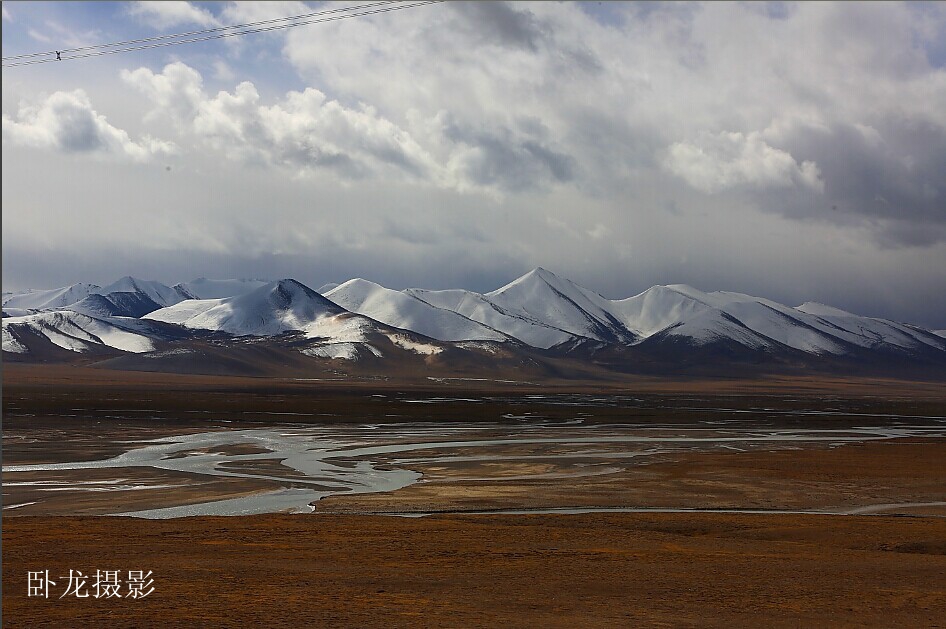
[[4, 268, 945, 379]]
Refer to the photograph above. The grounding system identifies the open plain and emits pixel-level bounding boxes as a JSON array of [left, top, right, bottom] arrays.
[[3, 365, 946, 627]]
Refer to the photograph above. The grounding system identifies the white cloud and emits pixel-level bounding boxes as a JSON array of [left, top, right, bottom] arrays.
[[128, 1, 219, 29], [121, 62, 205, 123], [3, 4, 13, 22], [662, 131, 824, 194], [124, 62, 439, 181], [212, 60, 235, 82], [587, 224, 609, 240], [4, 1, 946, 327], [27, 28, 52, 43], [2, 90, 176, 162], [219, 1, 309, 25]]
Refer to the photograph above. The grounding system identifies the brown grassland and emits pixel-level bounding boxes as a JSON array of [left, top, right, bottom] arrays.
[[3, 364, 945, 627]]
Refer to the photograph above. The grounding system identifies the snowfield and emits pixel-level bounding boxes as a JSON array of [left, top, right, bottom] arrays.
[[2, 311, 155, 353], [2, 283, 99, 310], [326, 279, 507, 343], [4, 269, 944, 364]]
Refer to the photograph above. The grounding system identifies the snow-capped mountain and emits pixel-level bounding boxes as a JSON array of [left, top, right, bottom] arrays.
[[2, 283, 100, 310], [152, 278, 472, 361], [68, 292, 163, 318], [484, 268, 638, 346], [609, 284, 945, 355], [405, 267, 643, 349], [145, 279, 347, 337], [405, 286, 576, 349], [4, 269, 944, 376], [144, 279, 419, 360], [94, 277, 189, 307], [172, 278, 270, 300], [2, 310, 161, 354], [325, 279, 507, 343]]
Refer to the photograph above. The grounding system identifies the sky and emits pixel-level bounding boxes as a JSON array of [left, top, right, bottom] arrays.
[[2, 1, 945, 328]]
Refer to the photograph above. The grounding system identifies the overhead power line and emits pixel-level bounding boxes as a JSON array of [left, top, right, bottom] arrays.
[[2, 1, 442, 69], [3, 1, 397, 62]]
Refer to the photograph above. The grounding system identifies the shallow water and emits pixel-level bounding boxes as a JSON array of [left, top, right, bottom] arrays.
[[4, 419, 945, 518]]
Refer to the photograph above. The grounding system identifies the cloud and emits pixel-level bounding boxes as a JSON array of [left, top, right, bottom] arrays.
[[2, 5, 11, 22], [2, 90, 176, 161], [752, 116, 946, 247], [127, 1, 219, 29], [121, 62, 205, 123], [4, 1, 946, 327], [218, 1, 309, 25], [275, 1, 945, 244], [124, 62, 439, 181], [27, 29, 52, 43], [122, 59, 580, 193], [663, 131, 824, 194], [437, 113, 575, 192]]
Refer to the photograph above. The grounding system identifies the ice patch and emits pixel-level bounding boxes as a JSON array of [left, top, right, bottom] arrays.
[[387, 334, 442, 355], [302, 342, 381, 360], [2, 326, 28, 353]]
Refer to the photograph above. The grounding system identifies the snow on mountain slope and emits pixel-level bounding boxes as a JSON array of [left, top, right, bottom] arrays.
[[721, 300, 848, 354], [2, 325, 28, 353], [67, 294, 127, 318], [6, 270, 943, 366], [405, 270, 943, 356], [796, 302, 858, 318], [796, 314, 946, 352], [484, 268, 637, 344], [385, 333, 443, 355], [605, 284, 938, 355], [317, 283, 340, 294], [405, 287, 575, 349], [94, 277, 187, 307], [173, 278, 270, 300], [2, 311, 155, 353], [68, 292, 164, 318], [659, 308, 774, 349], [326, 279, 507, 343], [302, 342, 381, 360], [2, 283, 100, 310], [145, 279, 348, 337], [607, 286, 713, 338], [146, 280, 404, 359], [690, 289, 945, 353], [145, 299, 220, 326]]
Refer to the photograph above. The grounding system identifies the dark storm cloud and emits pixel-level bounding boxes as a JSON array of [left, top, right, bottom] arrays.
[[442, 117, 575, 192], [1, 241, 526, 300], [56, 106, 108, 153], [449, 2, 602, 75], [451, 1, 544, 51], [764, 118, 946, 246]]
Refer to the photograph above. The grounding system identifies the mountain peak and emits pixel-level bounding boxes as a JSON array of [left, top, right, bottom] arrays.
[[248, 279, 330, 309], [95, 277, 186, 308], [488, 267, 567, 296], [146, 278, 345, 337], [325, 278, 507, 343], [173, 278, 270, 300], [796, 302, 857, 318], [331, 278, 383, 292], [2, 283, 100, 310]]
